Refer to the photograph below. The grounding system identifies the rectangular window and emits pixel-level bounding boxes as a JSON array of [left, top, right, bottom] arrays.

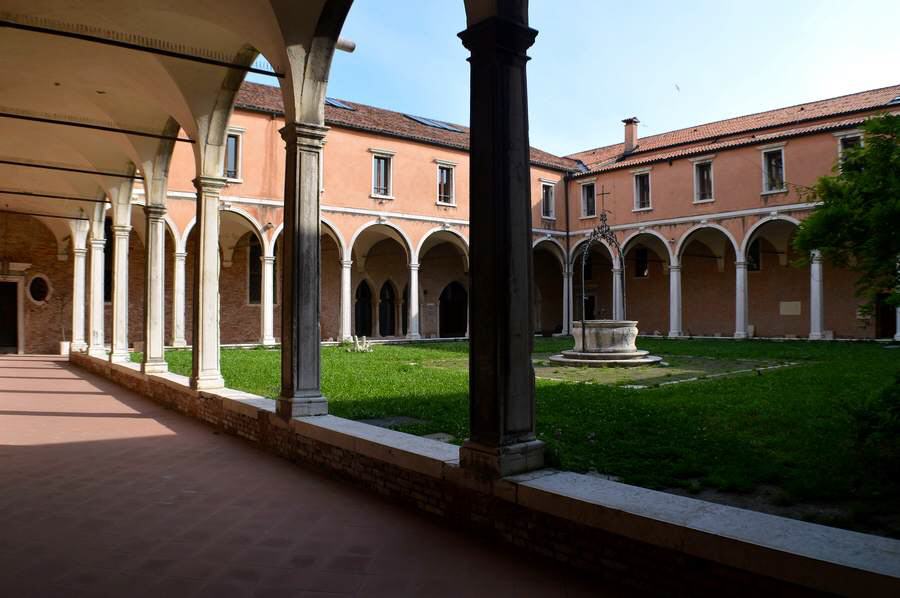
[[581, 183, 596, 217], [541, 183, 555, 219], [694, 161, 713, 201], [763, 149, 785, 192], [437, 164, 454, 204], [838, 135, 862, 172], [373, 155, 392, 197], [747, 239, 761, 272], [634, 247, 649, 278], [224, 133, 240, 180], [634, 172, 651, 210], [248, 236, 262, 304]]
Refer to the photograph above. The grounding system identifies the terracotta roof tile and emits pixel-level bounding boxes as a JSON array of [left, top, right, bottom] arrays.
[[567, 84, 900, 174], [235, 82, 580, 172]]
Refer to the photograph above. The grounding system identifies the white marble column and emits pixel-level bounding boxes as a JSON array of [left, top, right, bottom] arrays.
[[70, 247, 88, 352], [407, 262, 421, 339], [809, 250, 824, 340], [734, 259, 748, 339], [668, 260, 683, 337], [561, 266, 572, 335], [143, 205, 168, 373], [109, 224, 132, 362], [87, 237, 107, 357], [171, 251, 187, 347], [190, 177, 226, 390], [894, 307, 900, 342], [340, 259, 353, 341], [612, 260, 625, 320], [261, 255, 276, 345]]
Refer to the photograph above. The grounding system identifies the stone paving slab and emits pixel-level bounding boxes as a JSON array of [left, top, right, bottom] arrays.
[[0, 356, 612, 597]]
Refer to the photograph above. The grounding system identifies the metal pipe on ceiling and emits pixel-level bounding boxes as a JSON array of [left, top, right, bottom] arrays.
[[0, 189, 109, 204], [0, 159, 140, 180]]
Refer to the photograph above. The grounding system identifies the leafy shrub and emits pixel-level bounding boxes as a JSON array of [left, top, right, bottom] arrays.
[[853, 371, 900, 486]]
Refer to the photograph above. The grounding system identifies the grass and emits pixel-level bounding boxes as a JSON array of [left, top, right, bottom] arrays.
[[139, 337, 900, 535]]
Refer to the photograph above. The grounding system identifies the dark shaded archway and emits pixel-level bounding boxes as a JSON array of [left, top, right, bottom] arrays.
[[354, 281, 373, 337], [378, 282, 397, 337], [439, 282, 468, 338]]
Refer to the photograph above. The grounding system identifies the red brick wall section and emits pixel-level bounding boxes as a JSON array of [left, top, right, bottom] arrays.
[[682, 241, 736, 337], [624, 243, 670, 335], [533, 248, 563, 335], [3, 215, 73, 354]]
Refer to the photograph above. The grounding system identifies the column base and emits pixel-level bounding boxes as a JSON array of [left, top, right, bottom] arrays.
[[190, 374, 225, 391], [459, 439, 545, 478], [171, 338, 187, 348], [262, 337, 278, 347], [406, 333, 421, 340], [88, 347, 108, 359], [277, 396, 328, 418], [142, 359, 169, 374], [808, 333, 824, 341], [894, 333, 900, 342], [734, 332, 748, 340], [109, 351, 131, 363], [668, 331, 683, 338], [70, 342, 88, 353]]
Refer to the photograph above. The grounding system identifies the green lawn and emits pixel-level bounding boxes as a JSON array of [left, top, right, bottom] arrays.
[[141, 337, 900, 535]]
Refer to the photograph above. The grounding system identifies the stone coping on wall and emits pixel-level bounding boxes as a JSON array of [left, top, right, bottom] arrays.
[[71, 352, 900, 596]]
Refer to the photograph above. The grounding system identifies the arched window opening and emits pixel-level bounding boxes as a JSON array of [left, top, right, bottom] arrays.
[[439, 282, 467, 338], [379, 282, 397, 337], [248, 235, 262, 304], [355, 282, 373, 337]]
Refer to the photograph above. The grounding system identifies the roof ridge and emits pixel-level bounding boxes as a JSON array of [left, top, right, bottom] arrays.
[[565, 83, 900, 159]]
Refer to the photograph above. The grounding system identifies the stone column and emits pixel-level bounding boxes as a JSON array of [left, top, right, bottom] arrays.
[[70, 245, 88, 352], [190, 177, 226, 389], [87, 237, 107, 358], [261, 255, 276, 345], [109, 224, 132, 362], [809, 250, 824, 340], [278, 123, 328, 417], [734, 259, 748, 339], [668, 260, 683, 337], [340, 259, 353, 341], [894, 307, 900, 342], [561, 266, 572, 335], [171, 251, 187, 347], [458, 16, 544, 477], [612, 260, 625, 320], [407, 262, 421, 339], [142, 205, 169, 373]]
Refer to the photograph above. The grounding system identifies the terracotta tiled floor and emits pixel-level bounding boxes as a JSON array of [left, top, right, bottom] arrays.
[[0, 356, 615, 597]]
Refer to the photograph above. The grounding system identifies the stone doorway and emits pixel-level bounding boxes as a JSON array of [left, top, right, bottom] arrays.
[[0, 280, 19, 353]]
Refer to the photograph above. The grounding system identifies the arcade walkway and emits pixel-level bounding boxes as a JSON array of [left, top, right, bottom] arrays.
[[0, 356, 610, 597]]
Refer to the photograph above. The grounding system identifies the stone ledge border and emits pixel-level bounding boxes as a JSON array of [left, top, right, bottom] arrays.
[[70, 352, 900, 596]]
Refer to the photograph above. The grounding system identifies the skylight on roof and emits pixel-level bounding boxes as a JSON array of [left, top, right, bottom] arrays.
[[404, 114, 461, 132], [325, 97, 354, 110]]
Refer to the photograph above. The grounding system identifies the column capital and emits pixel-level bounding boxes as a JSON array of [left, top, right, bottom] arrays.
[[72, 247, 88, 257], [144, 204, 167, 219], [669, 264, 682, 272], [340, 259, 353, 269], [261, 255, 275, 265], [409, 262, 420, 271], [458, 15, 538, 59], [735, 260, 747, 268], [612, 267, 623, 274], [112, 224, 132, 236], [280, 122, 329, 148], [193, 176, 228, 192], [89, 238, 106, 250], [174, 251, 187, 260], [811, 249, 823, 263]]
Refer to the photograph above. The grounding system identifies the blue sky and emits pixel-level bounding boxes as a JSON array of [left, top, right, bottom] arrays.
[[252, 0, 900, 157]]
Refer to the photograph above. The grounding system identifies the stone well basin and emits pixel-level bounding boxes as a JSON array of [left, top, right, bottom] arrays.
[[549, 320, 662, 367]]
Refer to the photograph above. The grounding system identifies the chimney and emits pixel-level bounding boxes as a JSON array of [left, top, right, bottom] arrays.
[[622, 117, 639, 154]]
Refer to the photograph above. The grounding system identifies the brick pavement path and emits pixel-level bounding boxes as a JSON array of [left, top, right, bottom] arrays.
[[0, 356, 618, 597]]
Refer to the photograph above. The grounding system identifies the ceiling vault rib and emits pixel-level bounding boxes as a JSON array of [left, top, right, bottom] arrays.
[[0, 189, 109, 204], [0, 159, 140, 180], [0, 112, 194, 143], [0, 208, 88, 221], [0, 19, 282, 78]]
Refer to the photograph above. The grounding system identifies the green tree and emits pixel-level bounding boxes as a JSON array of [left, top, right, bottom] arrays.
[[794, 113, 900, 313]]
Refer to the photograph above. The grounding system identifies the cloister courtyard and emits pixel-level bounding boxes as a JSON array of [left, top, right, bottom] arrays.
[[134, 337, 900, 538]]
